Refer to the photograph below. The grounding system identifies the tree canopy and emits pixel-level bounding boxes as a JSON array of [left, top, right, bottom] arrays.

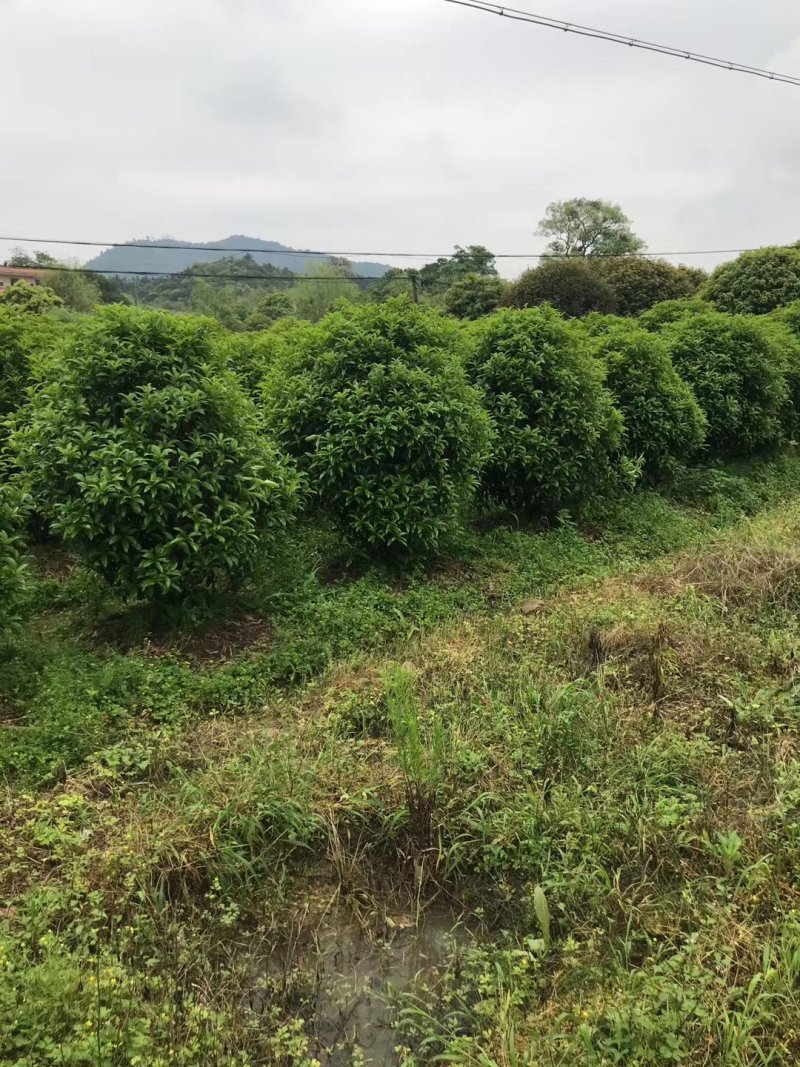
[[537, 198, 646, 258]]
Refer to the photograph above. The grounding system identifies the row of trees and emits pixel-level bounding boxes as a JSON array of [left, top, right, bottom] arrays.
[[3, 257, 800, 626]]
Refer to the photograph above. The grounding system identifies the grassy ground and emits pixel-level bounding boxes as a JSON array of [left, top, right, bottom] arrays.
[[4, 454, 800, 1064]]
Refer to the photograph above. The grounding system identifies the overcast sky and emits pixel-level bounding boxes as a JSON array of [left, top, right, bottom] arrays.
[[1, 0, 799, 276]]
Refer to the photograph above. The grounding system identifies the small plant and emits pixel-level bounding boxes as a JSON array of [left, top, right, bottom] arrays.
[[465, 306, 628, 512], [385, 663, 446, 845], [529, 885, 551, 953], [266, 297, 490, 558], [12, 305, 299, 605], [708, 830, 744, 877]]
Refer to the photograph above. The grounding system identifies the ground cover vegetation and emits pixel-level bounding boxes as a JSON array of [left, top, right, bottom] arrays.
[[6, 232, 800, 1064]]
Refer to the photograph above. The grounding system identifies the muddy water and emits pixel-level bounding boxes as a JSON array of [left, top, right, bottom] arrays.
[[250, 904, 469, 1066]]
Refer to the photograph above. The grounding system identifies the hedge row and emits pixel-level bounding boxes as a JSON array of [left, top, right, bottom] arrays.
[[3, 291, 800, 609], [499, 245, 800, 320]]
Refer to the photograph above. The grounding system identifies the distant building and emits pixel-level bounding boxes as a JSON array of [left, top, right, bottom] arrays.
[[0, 266, 44, 291]]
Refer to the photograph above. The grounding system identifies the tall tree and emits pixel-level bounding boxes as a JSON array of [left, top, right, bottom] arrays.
[[418, 245, 498, 295], [537, 199, 645, 257], [290, 261, 360, 322]]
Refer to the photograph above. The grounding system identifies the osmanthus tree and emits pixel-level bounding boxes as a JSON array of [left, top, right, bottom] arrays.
[[12, 306, 299, 603], [660, 310, 789, 456], [587, 320, 707, 477], [591, 258, 705, 316], [704, 247, 800, 315], [265, 297, 490, 558], [465, 306, 628, 512], [504, 259, 617, 318]]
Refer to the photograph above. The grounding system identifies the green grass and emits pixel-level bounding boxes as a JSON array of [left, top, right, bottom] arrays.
[[5, 452, 800, 1064]]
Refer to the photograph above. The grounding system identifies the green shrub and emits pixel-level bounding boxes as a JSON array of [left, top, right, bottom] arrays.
[[589, 321, 707, 476], [12, 306, 298, 603], [638, 297, 709, 331], [504, 260, 617, 318], [266, 297, 490, 557], [0, 485, 28, 641], [660, 311, 788, 456], [772, 299, 800, 341], [592, 258, 704, 316], [0, 280, 63, 313], [245, 290, 295, 329], [465, 306, 625, 511], [758, 317, 800, 440], [704, 246, 800, 315], [222, 318, 314, 399], [443, 273, 507, 319]]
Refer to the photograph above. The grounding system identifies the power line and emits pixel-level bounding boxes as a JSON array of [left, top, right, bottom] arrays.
[[9, 264, 388, 282], [1, 233, 797, 261], [443, 0, 800, 87], [0, 235, 438, 260]]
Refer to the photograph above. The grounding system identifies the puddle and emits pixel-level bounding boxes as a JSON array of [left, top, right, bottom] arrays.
[[248, 903, 470, 1066]]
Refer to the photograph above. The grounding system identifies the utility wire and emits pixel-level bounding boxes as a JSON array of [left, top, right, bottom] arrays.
[[23, 265, 387, 282], [443, 0, 800, 87], [1, 233, 797, 261]]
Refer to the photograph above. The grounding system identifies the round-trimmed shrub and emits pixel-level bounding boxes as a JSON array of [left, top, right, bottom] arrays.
[[0, 485, 28, 641], [504, 260, 617, 318], [591, 258, 704, 316], [660, 311, 788, 456], [0, 280, 64, 313], [443, 273, 507, 319], [465, 306, 624, 511], [704, 246, 800, 315], [588, 322, 706, 476], [12, 306, 299, 602], [265, 297, 490, 557]]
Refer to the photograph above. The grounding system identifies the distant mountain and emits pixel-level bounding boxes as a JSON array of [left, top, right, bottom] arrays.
[[84, 235, 391, 278]]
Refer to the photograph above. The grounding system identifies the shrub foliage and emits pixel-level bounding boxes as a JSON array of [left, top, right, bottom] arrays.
[[660, 311, 788, 456], [592, 258, 705, 317], [443, 274, 507, 319], [0, 485, 28, 640], [589, 321, 707, 475], [0, 306, 65, 455], [504, 260, 617, 318], [466, 306, 624, 511], [266, 298, 490, 557], [13, 306, 298, 602], [704, 247, 800, 315], [638, 297, 710, 331]]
